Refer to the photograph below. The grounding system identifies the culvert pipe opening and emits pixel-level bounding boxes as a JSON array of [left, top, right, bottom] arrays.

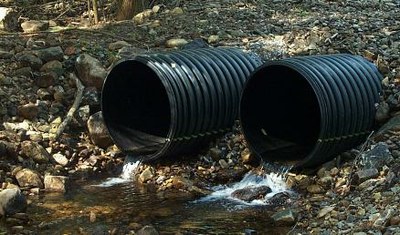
[[101, 60, 172, 157], [240, 65, 321, 165]]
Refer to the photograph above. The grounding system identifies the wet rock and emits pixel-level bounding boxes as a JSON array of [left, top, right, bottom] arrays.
[[0, 188, 27, 217], [167, 176, 193, 189], [35, 46, 64, 62], [241, 148, 253, 164], [139, 167, 154, 183], [137, 225, 159, 235], [231, 185, 271, 202], [268, 192, 291, 205], [21, 20, 49, 33], [218, 159, 229, 169], [75, 53, 107, 90], [108, 41, 131, 51], [362, 142, 393, 170], [21, 141, 51, 164], [165, 38, 188, 48], [355, 168, 379, 184], [271, 209, 296, 225], [87, 111, 113, 149], [375, 115, 400, 139], [0, 7, 20, 31], [244, 229, 257, 235], [36, 72, 57, 88], [182, 38, 209, 50], [18, 103, 39, 120], [15, 168, 43, 188], [17, 53, 43, 70], [40, 60, 63, 76], [44, 175, 70, 192], [52, 153, 69, 166]]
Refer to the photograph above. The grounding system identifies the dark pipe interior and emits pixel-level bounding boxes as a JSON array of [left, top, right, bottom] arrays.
[[240, 64, 321, 163], [102, 60, 171, 155]]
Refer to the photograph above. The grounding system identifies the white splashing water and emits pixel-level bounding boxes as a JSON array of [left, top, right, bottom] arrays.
[[93, 160, 141, 187], [197, 171, 290, 206]]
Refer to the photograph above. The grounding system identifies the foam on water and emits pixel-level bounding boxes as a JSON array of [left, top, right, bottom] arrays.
[[93, 159, 141, 187], [197, 171, 290, 206]]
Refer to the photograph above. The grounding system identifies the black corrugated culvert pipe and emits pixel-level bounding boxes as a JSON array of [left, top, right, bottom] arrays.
[[240, 54, 382, 169], [102, 48, 262, 161]]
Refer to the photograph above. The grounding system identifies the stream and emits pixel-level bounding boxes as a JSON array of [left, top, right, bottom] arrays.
[[22, 161, 292, 234]]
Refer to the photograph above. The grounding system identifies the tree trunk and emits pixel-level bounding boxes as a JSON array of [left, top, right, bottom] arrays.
[[92, 0, 99, 24], [116, 0, 145, 21]]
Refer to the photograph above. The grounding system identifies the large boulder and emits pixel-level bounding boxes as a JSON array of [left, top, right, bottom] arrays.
[[44, 175, 70, 193], [0, 7, 20, 31], [21, 20, 49, 33], [75, 54, 107, 90], [0, 188, 27, 217]]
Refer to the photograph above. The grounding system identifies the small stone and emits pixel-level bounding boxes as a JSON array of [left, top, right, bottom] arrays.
[[317, 206, 335, 218], [139, 167, 154, 183], [75, 53, 107, 90], [0, 188, 27, 216], [373, 208, 395, 230], [307, 184, 324, 194], [52, 153, 69, 166], [390, 216, 400, 225], [17, 53, 43, 70], [36, 72, 57, 88], [40, 60, 63, 75], [0, 73, 11, 85], [165, 38, 188, 48], [44, 175, 70, 192], [152, 5, 161, 14], [14, 67, 32, 77], [35, 46, 64, 62], [18, 103, 39, 120], [21, 20, 49, 33], [209, 148, 222, 161], [355, 168, 379, 183], [375, 101, 390, 122], [218, 159, 229, 169], [271, 209, 296, 225], [89, 211, 96, 222], [207, 35, 219, 44], [0, 50, 13, 59], [108, 41, 131, 51], [15, 168, 43, 188], [170, 7, 183, 15], [182, 38, 209, 50], [87, 111, 113, 149], [137, 225, 159, 235], [362, 142, 393, 170], [241, 148, 253, 164]]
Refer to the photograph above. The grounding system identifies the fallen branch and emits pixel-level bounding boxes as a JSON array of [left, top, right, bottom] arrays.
[[51, 73, 85, 141]]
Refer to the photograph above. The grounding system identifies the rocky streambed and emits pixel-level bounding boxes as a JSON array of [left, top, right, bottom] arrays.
[[0, 0, 400, 234]]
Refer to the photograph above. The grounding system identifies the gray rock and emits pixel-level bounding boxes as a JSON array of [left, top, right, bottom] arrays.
[[13, 67, 32, 77], [20, 140, 51, 164], [75, 54, 107, 90], [0, 50, 13, 59], [373, 208, 395, 230], [21, 20, 49, 33], [36, 72, 57, 88], [44, 175, 70, 192], [271, 209, 296, 225], [355, 168, 379, 183], [35, 46, 64, 62], [15, 168, 43, 188], [218, 159, 229, 169], [241, 148, 253, 164], [0, 7, 20, 31], [231, 185, 271, 202], [40, 60, 63, 76], [108, 41, 131, 51], [137, 225, 159, 235], [0, 188, 27, 217], [0, 73, 11, 85], [209, 148, 222, 161], [375, 115, 400, 139], [362, 142, 393, 170], [17, 103, 39, 120], [116, 46, 147, 60], [17, 53, 43, 70], [165, 38, 188, 48], [139, 167, 154, 183], [52, 153, 69, 166], [182, 38, 209, 50], [87, 111, 113, 149]]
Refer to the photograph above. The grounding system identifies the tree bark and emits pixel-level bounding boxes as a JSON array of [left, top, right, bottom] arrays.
[[92, 0, 99, 24], [116, 0, 145, 21]]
